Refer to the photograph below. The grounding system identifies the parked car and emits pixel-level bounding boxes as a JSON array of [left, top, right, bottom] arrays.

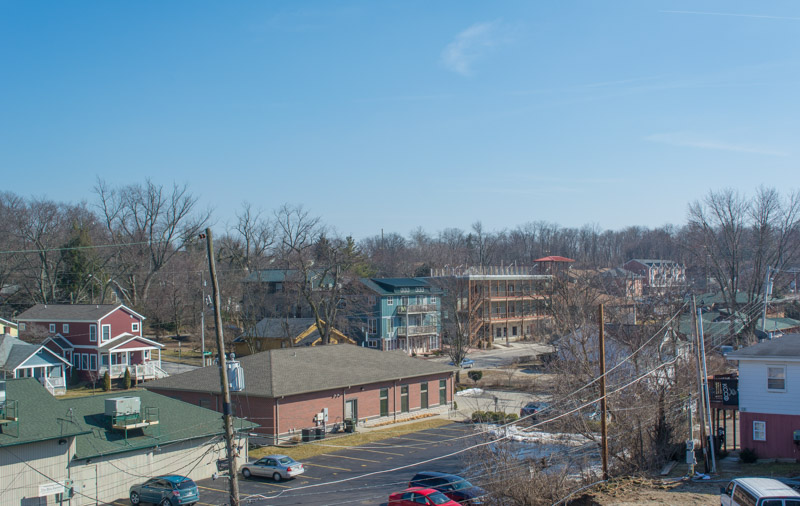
[[519, 402, 549, 420], [129, 475, 198, 506], [720, 477, 800, 506], [449, 358, 475, 368], [389, 487, 461, 506], [409, 471, 486, 504], [241, 454, 304, 481]]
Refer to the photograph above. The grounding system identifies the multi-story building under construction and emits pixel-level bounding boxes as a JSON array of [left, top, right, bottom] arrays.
[[430, 264, 559, 348]]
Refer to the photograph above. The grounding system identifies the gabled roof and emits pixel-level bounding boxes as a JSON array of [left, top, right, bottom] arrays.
[[0, 334, 24, 368], [233, 318, 355, 347], [0, 379, 90, 448], [243, 269, 296, 283], [534, 256, 575, 263], [145, 345, 456, 398], [361, 278, 443, 296], [600, 267, 642, 279], [15, 304, 145, 322], [97, 334, 164, 351], [243, 269, 336, 288], [627, 259, 682, 267], [727, 334, 800, 361], [66, 389, 257, 460], [43, 335, 74, 350], [0, 337, 72, 371], [237, 318, 319, 340], [0, 317, 17, 328]]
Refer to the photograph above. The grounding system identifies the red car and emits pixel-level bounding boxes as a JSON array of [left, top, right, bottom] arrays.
[[389, 487, 461, 506]]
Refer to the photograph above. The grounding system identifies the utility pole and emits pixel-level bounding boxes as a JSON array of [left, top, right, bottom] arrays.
[[692, 296, 709, 473], [697, 306, 716, 474], [201, 272, 206, 366], [761, 266, 771, 333], [598, 303, 609, 481], [203, 228, 240, 506], [686, 398, 696, 478]]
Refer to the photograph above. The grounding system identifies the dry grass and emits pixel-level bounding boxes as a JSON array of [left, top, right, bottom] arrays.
[[59, 385, 144, 399], [250, 418, 455, 461], [459, 368, 556, 393]]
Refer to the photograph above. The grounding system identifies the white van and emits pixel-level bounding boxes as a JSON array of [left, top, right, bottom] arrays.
[[720, 477, 800, 506]]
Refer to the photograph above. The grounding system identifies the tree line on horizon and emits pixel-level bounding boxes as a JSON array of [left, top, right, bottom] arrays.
[[1, 180, 798, 342]]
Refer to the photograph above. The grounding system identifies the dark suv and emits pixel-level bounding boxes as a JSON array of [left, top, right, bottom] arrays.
[[409, 471, 485, 505]]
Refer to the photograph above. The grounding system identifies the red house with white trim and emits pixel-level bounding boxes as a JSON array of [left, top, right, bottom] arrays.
[[727, 334, 800, 461], [16, 304, 166, 382]]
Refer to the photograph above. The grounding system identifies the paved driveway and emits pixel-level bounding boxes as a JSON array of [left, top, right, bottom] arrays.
[[182, 423, 481, 506]]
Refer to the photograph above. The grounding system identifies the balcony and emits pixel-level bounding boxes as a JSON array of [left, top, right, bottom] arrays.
[[397, 325, 437, 336], [486, 312, 549, 321], [397, 304, 438, 314]]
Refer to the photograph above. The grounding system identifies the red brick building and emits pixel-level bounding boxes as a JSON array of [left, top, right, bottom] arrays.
[[15, 304, 165, 382], [145, 345, 457, 444]]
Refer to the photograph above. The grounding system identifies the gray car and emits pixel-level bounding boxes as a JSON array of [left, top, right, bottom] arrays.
[[240, 454, 305, 481]]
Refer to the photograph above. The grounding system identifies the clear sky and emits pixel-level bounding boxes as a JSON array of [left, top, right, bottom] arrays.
[[1, 1, 798, 239]]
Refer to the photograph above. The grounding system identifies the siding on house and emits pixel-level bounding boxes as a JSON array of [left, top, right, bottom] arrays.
[[739, 412, 800, 460], [737, 361, 800, 416]]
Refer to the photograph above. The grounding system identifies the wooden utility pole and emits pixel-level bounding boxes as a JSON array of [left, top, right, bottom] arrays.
[[599, 304, 609, 481], [204, 228, 240, 506], [697, 306, 717, 474], [692, 296, 709, 473]]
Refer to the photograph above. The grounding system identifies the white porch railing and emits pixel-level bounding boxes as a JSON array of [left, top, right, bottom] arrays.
[[99, 361, 167, 380], [40, 375, 67, 396]]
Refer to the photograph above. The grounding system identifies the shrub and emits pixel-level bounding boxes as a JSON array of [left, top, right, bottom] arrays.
[[102, 371, 111, 392], [468, 370, 483, 384], [123, 368, 131, 390], [739, 447, 758, 463], [471, 411, 518, 423]]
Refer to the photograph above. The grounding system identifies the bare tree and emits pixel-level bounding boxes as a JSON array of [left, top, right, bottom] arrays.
[[218, 202, 275, 274], [431, 274, 478, 367], [275, 204, 365, 345], [686, 187, 800, 318], [94, 178, 211, 307]]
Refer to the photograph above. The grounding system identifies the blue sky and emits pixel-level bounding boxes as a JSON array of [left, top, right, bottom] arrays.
[[1, 1, 798, 239]]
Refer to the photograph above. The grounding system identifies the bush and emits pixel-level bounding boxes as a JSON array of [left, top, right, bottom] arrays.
[[739, 447, 758, 463], [123, 368, 131, 390], [102, 371, 111, 392], [471, 411, 519, 423], [468, 370, 483, 384]]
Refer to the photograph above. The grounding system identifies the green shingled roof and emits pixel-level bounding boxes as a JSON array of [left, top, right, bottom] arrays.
[[0, 379, 90, 448], [64, 390, 257, 460]]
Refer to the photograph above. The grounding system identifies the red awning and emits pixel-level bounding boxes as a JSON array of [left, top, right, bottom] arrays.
[[534, 255, 575, 263]]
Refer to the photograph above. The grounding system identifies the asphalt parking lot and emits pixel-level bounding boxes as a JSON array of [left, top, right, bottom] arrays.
[[183, 422, 479, 506]]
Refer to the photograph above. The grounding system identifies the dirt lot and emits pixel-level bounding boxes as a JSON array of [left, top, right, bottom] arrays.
[[570, 458, 800, 505]]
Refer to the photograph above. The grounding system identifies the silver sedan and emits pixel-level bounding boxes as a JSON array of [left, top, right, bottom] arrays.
[[241, 454, 305, 481]]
